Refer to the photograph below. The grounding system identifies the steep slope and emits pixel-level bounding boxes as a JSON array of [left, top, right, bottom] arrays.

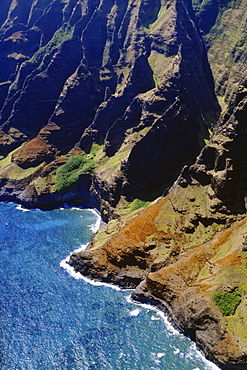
[[192, 0, 247, 107], [0, 1, 246, 368], [69, 73, 247, 369], [0, 0, 220, 214]]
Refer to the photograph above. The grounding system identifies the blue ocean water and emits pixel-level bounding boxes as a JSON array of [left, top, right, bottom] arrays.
[[0, 202, 220, 370]]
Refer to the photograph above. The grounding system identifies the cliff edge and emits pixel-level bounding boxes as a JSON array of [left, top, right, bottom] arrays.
[[0, 0, 221, 215], [69, 75, 247, 369], [0, 1, 247, 368]]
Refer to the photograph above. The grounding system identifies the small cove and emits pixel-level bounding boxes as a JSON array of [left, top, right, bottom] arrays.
[[0, 202, 220, 370]]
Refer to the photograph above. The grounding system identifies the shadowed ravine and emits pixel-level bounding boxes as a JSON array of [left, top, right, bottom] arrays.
[[0, 0, 247, 369]]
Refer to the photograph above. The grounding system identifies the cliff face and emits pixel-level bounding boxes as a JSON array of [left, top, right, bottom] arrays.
[[0, 0, 221, 213], [0, 1, 247, 368], [70, 73, 247, 369], [192, 0, 247, 106]]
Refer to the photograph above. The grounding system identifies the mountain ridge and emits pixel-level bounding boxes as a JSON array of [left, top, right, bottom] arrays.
[[0, 1, 247, 368], [0, 0, 222, 216], [70, 72, 247, 369]]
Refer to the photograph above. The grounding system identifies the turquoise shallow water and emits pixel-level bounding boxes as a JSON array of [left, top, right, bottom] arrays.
[[0, 202, 220, 370]]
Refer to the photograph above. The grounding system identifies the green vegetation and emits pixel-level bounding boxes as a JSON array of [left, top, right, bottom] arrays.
[[148, 55, 160, 86], [28, 23, 74, 68], [141, 3, 160, 30], [130, 199, 151, 212], [98, 149, 129, 172], [9, 23, 74, 93], [150, 5, 169, 31], [0, 145, 46, 180], [193, 0, 247, 103], [212, 289, 242, 316], [86, 143, 104, 161], [55, 155, 95, 192], [8, 52, 28, 60]]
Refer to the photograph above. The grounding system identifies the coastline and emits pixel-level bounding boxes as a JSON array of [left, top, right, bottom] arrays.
[[0, 200, 230, 369], [60, 237, 220, 370], [58, 203, 220, 370], [1, 200, 221, 370], [4, 191, 247, 370]]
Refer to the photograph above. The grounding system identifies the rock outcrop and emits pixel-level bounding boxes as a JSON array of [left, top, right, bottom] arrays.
[[193, 0, 247, 106], [0, 0, 222, 213], [69, 74, 247, 369], [0, 1, 247, 368]]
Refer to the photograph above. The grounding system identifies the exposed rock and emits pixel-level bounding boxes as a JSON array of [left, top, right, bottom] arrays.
[[187, 72, 247, 214], [193, 0, 247, 106], [0, 1, 247, 368], [69, 74, 247, 368], [0, 0, 221, 209]]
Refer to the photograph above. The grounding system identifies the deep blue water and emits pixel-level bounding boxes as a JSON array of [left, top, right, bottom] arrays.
[[0, 202, 220, 370]]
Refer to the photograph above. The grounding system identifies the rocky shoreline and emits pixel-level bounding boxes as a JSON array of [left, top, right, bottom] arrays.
[[68, 74, 247, 369], [68, 194, 247, 370], [0, 1, 247, 369]]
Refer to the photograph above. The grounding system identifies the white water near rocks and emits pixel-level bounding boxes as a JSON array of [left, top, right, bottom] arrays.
[[0, 202, 220, 370]]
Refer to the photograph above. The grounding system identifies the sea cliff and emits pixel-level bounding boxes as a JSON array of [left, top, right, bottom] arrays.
[[0, 0, 221, 215], [0, 1, 247, 368], [70, 73, 247, 369]]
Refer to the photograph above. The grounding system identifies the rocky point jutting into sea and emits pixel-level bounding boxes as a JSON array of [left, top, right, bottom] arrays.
[[0, 0, 246, 369]]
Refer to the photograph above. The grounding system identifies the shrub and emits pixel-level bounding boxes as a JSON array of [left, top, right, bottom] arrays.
[[212, 288, 242, 316], [9, 23, 74, 93], [55, 155, 95, 192], [130, 199, 151, 212]]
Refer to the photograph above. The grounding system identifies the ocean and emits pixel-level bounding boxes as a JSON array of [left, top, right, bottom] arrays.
[[0, 202, 220, 370]]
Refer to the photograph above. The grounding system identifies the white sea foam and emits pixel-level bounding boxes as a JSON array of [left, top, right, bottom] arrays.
[[67, 207, 102, 233], [125, 294, 132, 303], [88, 208, 101, 218], [187, 342, 220, 370], [60, 207, 220, 370], [125, 294, 179, 335], [60, 207, 110, 286], [157, 352, 166, 359], [60, 255, 122, 290], [60, 208, 122, 290], [151, 352, 161, 365], [16, 204, 31, 212], [129, 308, 140, 317], [89, 214, 101, 233], [59, 205, 84, 211], [71, 244, 88, 253]]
